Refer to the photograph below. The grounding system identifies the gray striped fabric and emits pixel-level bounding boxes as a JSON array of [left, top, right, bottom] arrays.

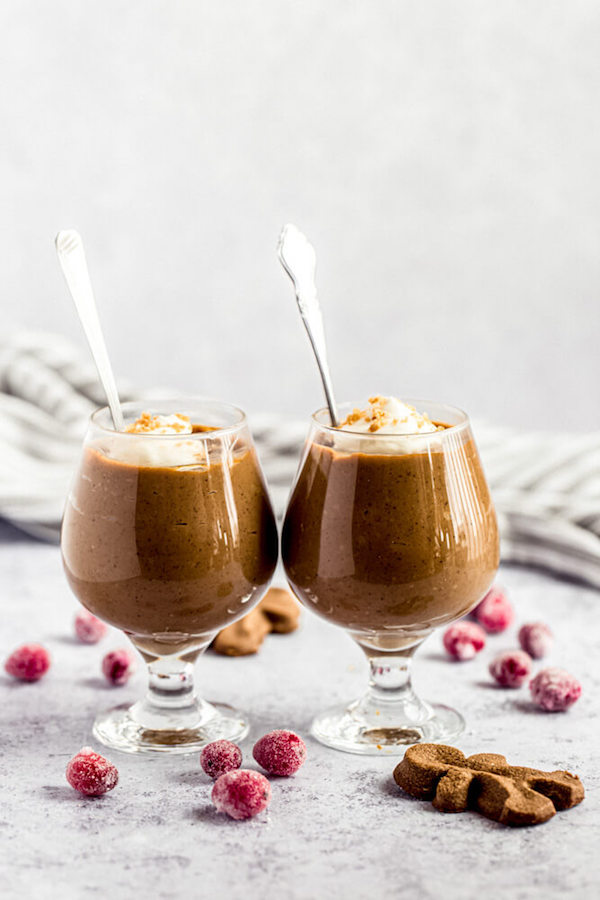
[[1, 332, 599, 588]]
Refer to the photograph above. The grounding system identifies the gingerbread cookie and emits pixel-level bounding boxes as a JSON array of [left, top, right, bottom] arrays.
[[212, 588, 300, 656], [260, 587, 301, 633], [393, 744, 584, 826], [212, 607, 272, 656]]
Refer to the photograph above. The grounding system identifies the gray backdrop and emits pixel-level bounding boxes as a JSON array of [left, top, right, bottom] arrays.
[[2, 1, 599, 429]]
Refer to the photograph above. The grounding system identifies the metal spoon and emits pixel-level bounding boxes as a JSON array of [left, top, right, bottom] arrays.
[[277, 224, 339, 426], [55, 230, 124, 431]]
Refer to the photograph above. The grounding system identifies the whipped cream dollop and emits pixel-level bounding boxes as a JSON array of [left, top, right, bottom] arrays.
[[125, 413, 193, 435], [338, 396, 438, 435], [104, 412, 205, 467]]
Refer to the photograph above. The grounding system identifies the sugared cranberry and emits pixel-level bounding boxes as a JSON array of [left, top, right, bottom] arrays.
[[102, 649, 135, 685], [253, 730, 307, 776], [530, 667, 582, 712], [442, 621, 486, 661], [518, 622, 553, 659], [200, 740, 242, 778], [66, 747, 119, 796], [489, 650, 532, 688], [472, 586, 514, 633], [74, 610, 107, 644], [211, 769, 271, 820], [4, 643, 50, 682]]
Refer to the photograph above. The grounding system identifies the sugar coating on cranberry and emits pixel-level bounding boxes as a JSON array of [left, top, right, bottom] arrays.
[[518, 622, 553, 659], [489, 650, 532, 688], [200, 740, 242, 778], [252, 730, 307, 776], [74, 610, 108, 644], [66, 747, 119, 796], [211, 769, 271, 820], [472, 586, 514, 633], [102, 648, 135, 685], [442, 621, 487, 661], [4, 643, 50, 682], [530, 667, 582, 712]]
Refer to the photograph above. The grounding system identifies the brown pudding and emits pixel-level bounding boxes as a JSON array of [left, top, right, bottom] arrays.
[[62, 430, 278, 656], [282, 431, 499, 643]]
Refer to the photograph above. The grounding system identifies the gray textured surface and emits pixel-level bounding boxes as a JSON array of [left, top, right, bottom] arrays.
[[2, 2, 600, 429], [1, 525, 598, 899]]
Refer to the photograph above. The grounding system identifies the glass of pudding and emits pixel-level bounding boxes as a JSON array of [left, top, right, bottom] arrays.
[[62, 399, 278, 754], [282, 396, 499, 754]]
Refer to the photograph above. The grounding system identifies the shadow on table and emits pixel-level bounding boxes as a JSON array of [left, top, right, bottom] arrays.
[[420, 651, 448, 663], [169, 770, 205, 787], [185, 803, 239, 825], [510, 698, 554, 716], [79, 677, 120, 691], [41, 785, 114, 804]]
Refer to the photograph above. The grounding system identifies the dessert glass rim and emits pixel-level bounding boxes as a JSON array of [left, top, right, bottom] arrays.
[[311, 398, 470, 438], [91, 397, 247, 440]]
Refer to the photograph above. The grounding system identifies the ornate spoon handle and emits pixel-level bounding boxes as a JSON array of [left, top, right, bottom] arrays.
[[277, 224, 339, 426], [56, 230, 124, 431]]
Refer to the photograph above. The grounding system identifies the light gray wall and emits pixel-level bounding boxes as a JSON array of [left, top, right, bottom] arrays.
[[2, 1, 599, 429]]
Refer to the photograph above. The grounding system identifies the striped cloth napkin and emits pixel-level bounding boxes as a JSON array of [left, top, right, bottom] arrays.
[[1, 332, 599, 588]]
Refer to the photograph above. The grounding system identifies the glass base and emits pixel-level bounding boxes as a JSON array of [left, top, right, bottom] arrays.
[[93, 698, 249, 755], [310, 701, 465, 756]]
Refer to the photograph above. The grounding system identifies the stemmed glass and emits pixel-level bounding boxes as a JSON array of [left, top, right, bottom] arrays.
[[282, 400, 499, 754], [62, 399, 278, 754]]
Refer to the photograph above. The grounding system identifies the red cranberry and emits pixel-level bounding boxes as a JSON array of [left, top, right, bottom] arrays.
[[518, 622, 553, 659], [530, 667, 582, 712], [253, 730, 307, 776], [211, 769, 271, 820], [4, 643, 50, 682], [200, 740, 242, 778], [102, 649, 135, 685], [66, 747, 119, 796], [74, 610, 107, 644], [442, 621, 486, 661], [472, 586, 514, 633], [489, 650, 532, 688]]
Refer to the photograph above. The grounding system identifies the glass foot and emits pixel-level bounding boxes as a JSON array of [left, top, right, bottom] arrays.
[[93, 698, 249, 755], [310, 701, 465, 756]]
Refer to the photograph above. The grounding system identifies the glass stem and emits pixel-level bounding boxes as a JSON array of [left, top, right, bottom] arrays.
[[129, 651, 211, 730], [368, 648, 415, 695], [145, 656, 198, 711], [351, 643, 433, 728]]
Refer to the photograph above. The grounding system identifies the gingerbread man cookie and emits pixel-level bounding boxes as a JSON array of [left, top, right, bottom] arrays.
[[212, 588, 300, 656], [393, 744, 584, 826]]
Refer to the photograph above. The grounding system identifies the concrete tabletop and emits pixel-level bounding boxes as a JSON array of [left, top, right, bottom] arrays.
[[1, 522, 598, 900]]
